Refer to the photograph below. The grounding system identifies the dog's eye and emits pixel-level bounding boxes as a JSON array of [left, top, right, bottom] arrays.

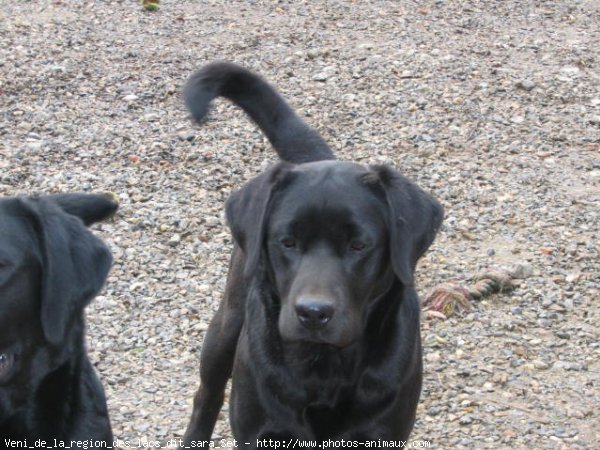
[[349, 241, 367, 251], [0, 352, 15, 381], [280, 237, 297, 249]]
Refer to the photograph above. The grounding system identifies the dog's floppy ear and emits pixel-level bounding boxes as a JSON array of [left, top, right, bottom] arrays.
[[47, 193, 119, 226], [226, 163, 293, 278], [369, 165, 443, 286], [29, 197, 113, 345]]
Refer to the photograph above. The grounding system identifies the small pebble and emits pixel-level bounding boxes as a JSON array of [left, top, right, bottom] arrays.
[[143, 113, 160, 122], [533, 360, 549, 370], [312, 72, 329, 81], [555, 331, 570, 340], [459, 415, 474, 425], [516, 80, 536, 91]]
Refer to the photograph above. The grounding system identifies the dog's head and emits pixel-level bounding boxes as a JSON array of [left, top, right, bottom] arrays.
[[226, 161, 443, 348], [0, 193, 117, 421]]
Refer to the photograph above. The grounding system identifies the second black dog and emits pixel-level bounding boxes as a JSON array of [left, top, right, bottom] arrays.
[[182, 63, 443, 447], [0, 193, 116, 443]]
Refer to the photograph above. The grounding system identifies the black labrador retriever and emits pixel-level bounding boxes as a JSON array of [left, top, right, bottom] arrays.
[[182, 63, 443, 447], [0, 193, 116, 443]]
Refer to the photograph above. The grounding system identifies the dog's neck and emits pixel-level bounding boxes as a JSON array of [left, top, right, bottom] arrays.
[[282, 340, 361, 408]]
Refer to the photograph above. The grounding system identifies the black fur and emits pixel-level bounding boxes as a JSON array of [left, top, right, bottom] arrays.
[[184, 62, 334, 163], [182, 63, 442, 448], [0, 193, 116, 443]]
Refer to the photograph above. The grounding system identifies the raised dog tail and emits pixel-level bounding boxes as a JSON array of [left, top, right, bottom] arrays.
[[183, 62, 335, 164]]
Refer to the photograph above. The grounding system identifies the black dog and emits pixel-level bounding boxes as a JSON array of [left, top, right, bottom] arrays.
[[0, 193, 116, 443], [182, 63, 443, 447]]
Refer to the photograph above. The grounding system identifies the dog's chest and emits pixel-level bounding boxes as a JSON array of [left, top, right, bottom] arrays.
[[290, 347, 359, 409], [299, 367, 357, 438]]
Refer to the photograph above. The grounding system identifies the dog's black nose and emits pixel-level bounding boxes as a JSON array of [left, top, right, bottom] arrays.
[[295, 299, 334, 330]]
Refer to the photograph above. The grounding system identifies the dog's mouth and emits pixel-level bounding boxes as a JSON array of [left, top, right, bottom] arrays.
[[280, 328, 358, 349], [294, 336, 344, 348]]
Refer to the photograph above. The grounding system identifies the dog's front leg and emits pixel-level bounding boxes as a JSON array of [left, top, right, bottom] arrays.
[[182, 306, 243, 444], [182, 248, 246, 445]]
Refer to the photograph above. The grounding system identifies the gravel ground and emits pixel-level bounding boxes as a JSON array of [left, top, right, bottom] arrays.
[[1, 1, 598, 448]]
